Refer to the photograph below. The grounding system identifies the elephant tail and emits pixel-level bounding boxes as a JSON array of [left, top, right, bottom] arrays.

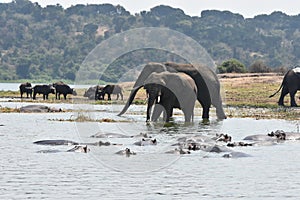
[[118, 86, 143, 116], [269, 82, 283, 98]]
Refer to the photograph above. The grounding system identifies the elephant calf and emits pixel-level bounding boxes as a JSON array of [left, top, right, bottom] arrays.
[[145, 72, 197, 122]]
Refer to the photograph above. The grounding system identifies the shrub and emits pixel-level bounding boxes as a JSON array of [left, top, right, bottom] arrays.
[[217, 59, 247, 73], [249, 60, 271, 73]]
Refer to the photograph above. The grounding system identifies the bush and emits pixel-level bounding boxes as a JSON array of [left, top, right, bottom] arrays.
[[249, 60, 271, 73], [217, 59, 247, 73]]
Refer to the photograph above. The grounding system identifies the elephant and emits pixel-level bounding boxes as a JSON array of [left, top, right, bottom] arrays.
[[96, 84, 123, 100], [143, 71, 198, 122], [33, 84, 55, 100], [269, 67, 300, 106], [19, 82, 32, 98], [53, 81, 77, 100], [118, 62, 226, 120]]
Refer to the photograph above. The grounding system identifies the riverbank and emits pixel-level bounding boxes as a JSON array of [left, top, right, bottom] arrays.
[[1, 73, 299, 120]]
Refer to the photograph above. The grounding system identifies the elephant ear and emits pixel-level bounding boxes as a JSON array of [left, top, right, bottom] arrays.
[[118, 85, 143, 116]]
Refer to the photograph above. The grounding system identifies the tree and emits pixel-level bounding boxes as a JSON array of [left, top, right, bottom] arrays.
[[249, 60, 271, 73], [217, 59, 247, 73]]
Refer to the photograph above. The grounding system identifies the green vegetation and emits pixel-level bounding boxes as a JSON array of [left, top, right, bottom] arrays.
[[1, 1, 300, 82], [217, 59, 247, 73]]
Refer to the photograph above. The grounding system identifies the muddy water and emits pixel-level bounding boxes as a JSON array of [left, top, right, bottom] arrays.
[[1, 101, 300, 199]]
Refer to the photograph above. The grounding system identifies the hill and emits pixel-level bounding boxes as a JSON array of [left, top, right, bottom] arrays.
[[1, 0, 300, 82]]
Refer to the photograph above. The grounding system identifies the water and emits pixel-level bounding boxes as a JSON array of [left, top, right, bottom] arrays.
[[1, 100, 300, 199]]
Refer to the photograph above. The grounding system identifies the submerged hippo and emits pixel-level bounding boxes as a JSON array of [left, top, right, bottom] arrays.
[[20, 105, 62, 113], [67, 145, 90, 153], [91, 132, 133, 138], [222, 151, 252, 158], [134, 138, 157, 146], [165, 148, 190, 154], [34, 139, 79, 145], [115, 148, 136, 156], [37, 145, 90, 153], [33, 139, 120, 146], [214, 133, 232, 142], [244, 130, 300, 141]]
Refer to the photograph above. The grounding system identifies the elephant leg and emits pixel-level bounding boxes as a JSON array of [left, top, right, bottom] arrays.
[[64, 94, 67, 100], [278, 86, 288, 106], [116, 94, 119, 100], [120, 93, 123, 100], [183, 106, 194, 123], [108, 94, 111, 101], [163, 104, 173, 122], [201, 102, 210, 119], [290, 91, 298, 107], [151, 104, 164, 121]]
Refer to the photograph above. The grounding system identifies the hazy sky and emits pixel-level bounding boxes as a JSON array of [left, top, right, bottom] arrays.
[[2, 0, 300, 18]]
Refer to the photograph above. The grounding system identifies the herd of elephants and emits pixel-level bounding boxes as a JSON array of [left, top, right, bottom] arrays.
[[17, 62, 300, 156]]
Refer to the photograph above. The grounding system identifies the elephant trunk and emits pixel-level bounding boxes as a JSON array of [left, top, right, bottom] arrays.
[[118, 86, 142, 116]]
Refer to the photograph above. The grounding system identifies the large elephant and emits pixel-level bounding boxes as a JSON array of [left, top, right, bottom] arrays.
[[269, 67, 300, 106], [118, 62, 226, 120], [142, 71, 197, 122]]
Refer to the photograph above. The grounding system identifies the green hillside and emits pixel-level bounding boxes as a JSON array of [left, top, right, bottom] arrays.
[[1, 0, 300, 82]]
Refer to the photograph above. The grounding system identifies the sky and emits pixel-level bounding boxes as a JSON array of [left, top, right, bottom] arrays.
[[1, 0, 300, 18]]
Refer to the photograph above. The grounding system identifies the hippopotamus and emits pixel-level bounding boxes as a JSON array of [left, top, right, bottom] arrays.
[[34, 139, 79, 145], [115, 148, 136, 156], [20, 105, 62, 113], [33, 139, 120, 146], [90, 132, 150, 138], [90, 132, 133, 138], [134, 138, 157, 146], [244, 130, 300, 141], [165, 148, 190, 154], [222, 151, 252, 158], [37, 145, 90, 153], [67, 145, 89, 153], [200, 144, 233, 153], [214, 133, 232, 142], [227, 142, 253, 147]]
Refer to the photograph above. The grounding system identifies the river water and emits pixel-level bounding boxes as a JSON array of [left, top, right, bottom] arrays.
[[1, 99, 300, 199]]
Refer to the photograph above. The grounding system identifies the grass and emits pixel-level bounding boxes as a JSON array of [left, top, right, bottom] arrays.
[[48, 112, 131, 122]]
